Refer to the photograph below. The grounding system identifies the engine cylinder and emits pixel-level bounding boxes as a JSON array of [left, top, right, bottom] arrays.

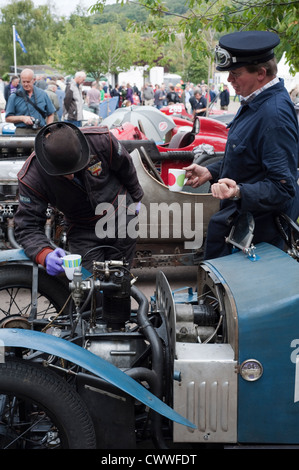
[[102, 270, 131, 330]]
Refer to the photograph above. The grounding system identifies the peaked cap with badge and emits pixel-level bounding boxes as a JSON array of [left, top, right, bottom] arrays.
[[215, 30, 280, 71]]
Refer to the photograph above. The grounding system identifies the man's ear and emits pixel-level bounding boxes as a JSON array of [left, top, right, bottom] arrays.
[[257, 67, 267, 82]]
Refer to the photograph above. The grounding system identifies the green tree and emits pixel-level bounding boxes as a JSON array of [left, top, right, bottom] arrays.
[[51, 18, 137, 79], [0, 0, 60, 74], [89, 0, 299, 72]]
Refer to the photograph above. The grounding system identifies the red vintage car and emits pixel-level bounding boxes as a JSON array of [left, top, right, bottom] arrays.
[[160, 102, 226, 120], [106, 109, 228, 186], [160, 102, 236, 125]]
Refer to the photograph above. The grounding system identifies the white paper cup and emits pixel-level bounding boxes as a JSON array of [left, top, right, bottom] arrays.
[[62, 254, 82, 280], [168, 168, 187, 192]]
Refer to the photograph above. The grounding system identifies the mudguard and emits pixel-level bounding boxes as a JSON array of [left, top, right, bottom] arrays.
[[0, 248, 30, 263], [0, 328, 195, 430]]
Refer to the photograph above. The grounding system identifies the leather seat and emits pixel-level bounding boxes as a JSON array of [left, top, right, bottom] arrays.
[[167, 131, 195, 149]]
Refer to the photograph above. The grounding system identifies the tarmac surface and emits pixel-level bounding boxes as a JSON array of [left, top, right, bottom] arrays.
[[210, 96, 241, 115]]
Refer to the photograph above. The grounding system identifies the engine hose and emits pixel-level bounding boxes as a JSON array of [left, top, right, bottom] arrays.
[[7, 224, 22, 249], [126, 367, 168, 449], [130, 285, 168, 449], [126, 367, 158, 391], [130, 285, 163, 396], [45, 220, 52, 240]]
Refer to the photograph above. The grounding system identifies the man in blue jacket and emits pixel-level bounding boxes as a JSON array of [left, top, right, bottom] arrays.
[[5, 68, 55, 135], [185, 31, 299, 259]]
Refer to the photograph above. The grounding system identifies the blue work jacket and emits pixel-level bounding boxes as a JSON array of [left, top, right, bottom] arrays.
[[205, 79, 299, 259]]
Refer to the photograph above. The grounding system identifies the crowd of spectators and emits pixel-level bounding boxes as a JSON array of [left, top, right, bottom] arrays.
[[114, 80, 232, 117], [135, 81, 232, 116], [0, 69, 233, 128]]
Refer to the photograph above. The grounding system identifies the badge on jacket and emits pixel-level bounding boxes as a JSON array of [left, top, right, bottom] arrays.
[[88, 161, 102, 177]]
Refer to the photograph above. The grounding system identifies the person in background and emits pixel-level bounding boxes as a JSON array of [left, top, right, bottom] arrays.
[[110, 83, 121, 107], [35, 74, 47, 89], [0, 77, 4, 95], [5, 68, 55, 135], [55, 78, 65, 121], [154, 84, 164, 109], [63, 70, 86, 127], [184, 30, 299, 260], [189, 88, 207, 117], [4, 75, 20, 108], [209, 85, 217, 104], [46, 81, 60, 121], [142, 83, 154, 106], [290, 85, 299, 104], [166, 85, 180, 104], [126, 83, 134, 104], [99, 83, 105, 102], [220, 84, 230, 110], [133, 83, 141, 103], [86, 81, 101, 115], [181, 84, 192, 114], [133, 91, 140, 105], [119, 83, 127, 107]]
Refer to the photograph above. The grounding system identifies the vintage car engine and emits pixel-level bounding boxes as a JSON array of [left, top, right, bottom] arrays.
[[0, 159, 22, 249], [70, 261, 150, 370], [62, 260, 153, 372], [62, 255, 231, 444]]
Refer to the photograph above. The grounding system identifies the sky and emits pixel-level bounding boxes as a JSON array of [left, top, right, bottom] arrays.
[[33, 0, 98, 16], [0, 0, 110, 17]]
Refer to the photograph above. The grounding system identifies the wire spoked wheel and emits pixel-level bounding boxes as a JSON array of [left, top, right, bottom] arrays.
[[0, 265, 69, 324], [0, 360, 96, 449]]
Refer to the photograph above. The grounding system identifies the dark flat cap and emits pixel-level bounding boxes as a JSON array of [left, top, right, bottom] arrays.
[[215, 30, 280, 71]]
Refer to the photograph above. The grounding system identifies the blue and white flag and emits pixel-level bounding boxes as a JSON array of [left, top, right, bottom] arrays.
[[15, 29, 27, 53]]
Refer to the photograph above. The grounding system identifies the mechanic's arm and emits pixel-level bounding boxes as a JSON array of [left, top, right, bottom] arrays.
[[14, 183, 65, 274], [109, 133, 144, 202]]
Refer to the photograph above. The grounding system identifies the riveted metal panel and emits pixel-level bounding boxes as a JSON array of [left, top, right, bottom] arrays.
[[173, 343, 237, 443]]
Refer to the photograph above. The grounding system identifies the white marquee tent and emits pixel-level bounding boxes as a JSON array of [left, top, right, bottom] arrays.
[[277, 53, 299, 93]]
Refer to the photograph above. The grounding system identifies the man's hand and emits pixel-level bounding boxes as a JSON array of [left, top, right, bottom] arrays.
[[45, 248, 66, 276], [22, 115, 35, 126], [183, 163, 212, 188], [6, 115, 34, 125], [211, 178, 240, 199]]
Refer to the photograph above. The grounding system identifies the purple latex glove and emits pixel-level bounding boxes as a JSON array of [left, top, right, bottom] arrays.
[[45, 248, 66, 276], [135, 201, 141, 215]]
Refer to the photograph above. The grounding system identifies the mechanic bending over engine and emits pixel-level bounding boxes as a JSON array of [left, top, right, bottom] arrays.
[[184, 30, 299, 259], [14, 122, 144, 276]]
